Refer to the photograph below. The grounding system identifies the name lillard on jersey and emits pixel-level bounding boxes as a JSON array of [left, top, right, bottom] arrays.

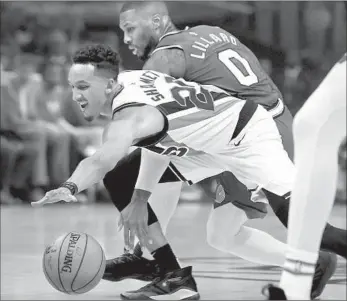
[[189, 31, 237, 59], [139, 70, 164, 102]]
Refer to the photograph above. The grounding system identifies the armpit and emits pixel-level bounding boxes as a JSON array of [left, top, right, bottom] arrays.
[[144, 47, 186, 78]]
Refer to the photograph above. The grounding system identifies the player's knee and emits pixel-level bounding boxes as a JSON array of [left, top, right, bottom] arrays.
[[206, 228, 241, 251], [103, 168, 127, 211], [206, 218, 241, 249], [103, 151, 142, 211]]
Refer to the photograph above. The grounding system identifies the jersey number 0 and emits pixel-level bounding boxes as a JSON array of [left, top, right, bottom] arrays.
[[218, 49, 258, 86]]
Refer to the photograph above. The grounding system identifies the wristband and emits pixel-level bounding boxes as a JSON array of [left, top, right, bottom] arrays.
[[60, 182, 78, 195]]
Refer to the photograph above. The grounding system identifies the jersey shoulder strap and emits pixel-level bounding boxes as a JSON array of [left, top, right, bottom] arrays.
[[152, 29, 193, 56], [111, 71, 147, 116]]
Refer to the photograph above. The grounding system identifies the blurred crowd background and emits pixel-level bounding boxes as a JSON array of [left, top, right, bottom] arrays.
[[1, 1, 346, 206]]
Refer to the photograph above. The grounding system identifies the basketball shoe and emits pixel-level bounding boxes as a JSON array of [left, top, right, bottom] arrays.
[[120, 266, 200, 300], [262, 284, 287, 299], [102, 253, 160, 282], [262, 251, 337, 299]]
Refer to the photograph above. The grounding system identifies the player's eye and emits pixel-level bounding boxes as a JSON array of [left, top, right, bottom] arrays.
[[77, 86, 89, 91], [127, 27, 135, 33]]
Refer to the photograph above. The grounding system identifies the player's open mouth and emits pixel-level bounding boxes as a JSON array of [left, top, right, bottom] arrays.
[[80, 103, 88, 109], [129, 46, 137, 55]]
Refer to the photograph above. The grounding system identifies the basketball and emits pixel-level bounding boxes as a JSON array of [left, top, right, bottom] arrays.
[[42, 232, 106, 294]]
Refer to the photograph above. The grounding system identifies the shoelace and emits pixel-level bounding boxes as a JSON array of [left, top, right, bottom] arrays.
[[139, 269, 175, 291]]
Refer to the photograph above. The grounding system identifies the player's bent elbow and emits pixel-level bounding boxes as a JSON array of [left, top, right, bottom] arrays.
[[206, 229, 240, 251], [206, 224, 236, 250]]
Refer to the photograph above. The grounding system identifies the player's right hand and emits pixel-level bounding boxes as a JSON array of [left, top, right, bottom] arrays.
[[31, 187, 78, 207], [118, 196, 149, 252]]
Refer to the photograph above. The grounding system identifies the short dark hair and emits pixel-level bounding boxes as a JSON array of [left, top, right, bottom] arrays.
[[120, 1, 148, 13], [120, 1, 168, 14], [72, 44, 120, 78]]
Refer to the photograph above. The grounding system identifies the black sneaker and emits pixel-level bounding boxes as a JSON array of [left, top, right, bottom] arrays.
[[120, 266, 200, 300], [103, 253, 161, 282], [262, 284, 287, 300], [311, 251, 337, 299]]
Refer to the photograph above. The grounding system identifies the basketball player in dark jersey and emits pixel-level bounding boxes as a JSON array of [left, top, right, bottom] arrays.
[[101, 1, 345, 299]]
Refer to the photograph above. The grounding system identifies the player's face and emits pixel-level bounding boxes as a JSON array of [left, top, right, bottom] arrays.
[[119, 9, 157, 60], [68, 64, 108, 122]]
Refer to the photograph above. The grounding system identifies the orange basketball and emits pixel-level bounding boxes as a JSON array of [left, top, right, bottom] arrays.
[[42, 232, 106, 294]]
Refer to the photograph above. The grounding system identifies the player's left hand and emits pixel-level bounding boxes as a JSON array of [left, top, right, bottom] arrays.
[[31, 187, 78, 207], [118, 192, 150, 251]]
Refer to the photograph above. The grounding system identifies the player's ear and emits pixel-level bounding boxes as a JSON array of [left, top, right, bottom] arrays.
[[105, 78, 115, 94], [105, 78, 123, 100], [152, 14, 161, 29]]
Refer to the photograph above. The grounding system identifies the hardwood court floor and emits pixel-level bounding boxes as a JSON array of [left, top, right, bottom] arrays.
[[1, 202, 346, 300]]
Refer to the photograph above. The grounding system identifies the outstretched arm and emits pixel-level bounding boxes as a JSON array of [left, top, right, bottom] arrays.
[[31, 105, 165, 206]]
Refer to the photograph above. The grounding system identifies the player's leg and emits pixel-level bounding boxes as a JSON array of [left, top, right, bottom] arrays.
[[102, 149, 181, 278], [204, 175, 288, 266], [167, 155, 289, 264], [132, 180, 182, 258], [268, 107, 347, 259], [276, 60, 346, 300], [225, 104, 337, 299], [103, 148, 199, 300], [196, 104, 292, 267]]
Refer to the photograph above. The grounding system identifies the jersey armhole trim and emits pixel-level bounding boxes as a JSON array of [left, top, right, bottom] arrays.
[[150, 45, 184, 57], [134, 113, 169, 148], [112, 102, 145, 118]]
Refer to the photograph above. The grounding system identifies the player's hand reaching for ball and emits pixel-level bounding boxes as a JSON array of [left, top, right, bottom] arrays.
[[31, 187, 78, 207], [118, 189, 151, 251]]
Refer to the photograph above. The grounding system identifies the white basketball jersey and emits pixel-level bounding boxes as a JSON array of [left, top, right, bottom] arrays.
[[112, 70, 246, 156]]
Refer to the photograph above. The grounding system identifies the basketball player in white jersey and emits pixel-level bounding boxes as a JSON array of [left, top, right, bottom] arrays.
[[31, 44, 334, 300], [264, 54, 346, 299]]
